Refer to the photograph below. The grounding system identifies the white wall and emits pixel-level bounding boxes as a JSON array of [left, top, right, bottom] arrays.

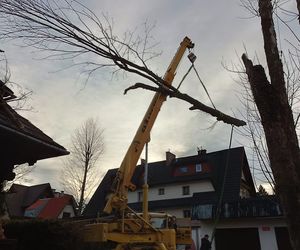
[[128, 180, 214, 203], [58, 204, 75, 218], [259, 226, 278, 250], [151, 207, 191, 218], [193, 218, 287, 250]]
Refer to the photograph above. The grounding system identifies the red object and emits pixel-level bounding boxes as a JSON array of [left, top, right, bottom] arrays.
[[262, 226, 271, 231], [26, 195, 74, 219], [26, 199, 48, 210]]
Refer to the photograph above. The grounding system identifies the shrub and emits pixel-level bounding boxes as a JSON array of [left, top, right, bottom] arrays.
[[3, 219, 84, 250]]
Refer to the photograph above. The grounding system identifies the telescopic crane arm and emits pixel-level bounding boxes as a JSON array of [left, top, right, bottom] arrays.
[[104, 37, 194, 214]]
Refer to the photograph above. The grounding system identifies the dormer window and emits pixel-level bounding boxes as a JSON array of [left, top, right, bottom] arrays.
[[196, 163, 202, 172], [179, 166, 188, 173]]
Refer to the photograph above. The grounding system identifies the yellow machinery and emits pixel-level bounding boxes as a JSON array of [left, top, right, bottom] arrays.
[[85, 37, 194, 250]]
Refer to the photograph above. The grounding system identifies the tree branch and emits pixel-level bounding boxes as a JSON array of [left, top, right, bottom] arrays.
[[124, 82, 246, 127]]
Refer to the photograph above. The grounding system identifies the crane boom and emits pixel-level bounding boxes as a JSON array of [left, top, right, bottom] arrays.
[[85, 38, 194, 250], [104, 37, 194, 214]]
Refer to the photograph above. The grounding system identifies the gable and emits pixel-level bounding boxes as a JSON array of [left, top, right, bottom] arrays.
[[38, 196, 73, 219]]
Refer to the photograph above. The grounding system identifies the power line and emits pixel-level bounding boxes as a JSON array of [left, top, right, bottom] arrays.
[[210, 125, 234, 244]]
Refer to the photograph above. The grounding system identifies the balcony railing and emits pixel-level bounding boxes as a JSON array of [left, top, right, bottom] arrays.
[[192, 196, 283, 220]]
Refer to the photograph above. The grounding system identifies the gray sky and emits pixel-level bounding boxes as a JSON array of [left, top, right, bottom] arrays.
[[2, 0, 297, 193]]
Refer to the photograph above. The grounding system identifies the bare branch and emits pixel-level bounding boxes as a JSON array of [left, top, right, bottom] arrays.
[[124, 82, 246, 127], [61, 118, 104, 214], [0, 0, 162, 82]]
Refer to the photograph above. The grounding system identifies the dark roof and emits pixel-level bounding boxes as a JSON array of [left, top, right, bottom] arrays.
[[132, 157, 212, 187], [84, 147, 254, 217], [22, 183, 53, 207], [0, 80, 16, 101], [0, 92, 69, 166], [84, 168, 116, 217], [6, 183, 54, 217]]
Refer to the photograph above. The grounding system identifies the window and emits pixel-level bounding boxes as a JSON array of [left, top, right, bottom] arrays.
[[138, 191, 143, 202], [182, 186, 190, 195], [179, 166, 188, 173], [196, 163, 202, 172], [158, 188, 165, 195], [183, 210, 191, 218], [62, 212, 71, 218]]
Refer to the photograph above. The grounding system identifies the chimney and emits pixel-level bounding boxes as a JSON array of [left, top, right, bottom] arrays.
[[54, 191, 64, 197], [166, 151, 176, 166], [197, 147, 207, 155]]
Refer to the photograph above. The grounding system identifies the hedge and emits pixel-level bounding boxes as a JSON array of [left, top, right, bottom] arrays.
[[3, 219, 85, 250]]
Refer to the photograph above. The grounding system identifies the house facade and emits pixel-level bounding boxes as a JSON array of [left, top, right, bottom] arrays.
[[84, 147, 291, 250]]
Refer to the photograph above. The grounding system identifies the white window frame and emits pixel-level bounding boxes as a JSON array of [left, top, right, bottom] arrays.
[[196, 163, 202, 172]]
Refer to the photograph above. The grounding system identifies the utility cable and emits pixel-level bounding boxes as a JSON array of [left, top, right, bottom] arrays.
[[210, 125, 234, 245]]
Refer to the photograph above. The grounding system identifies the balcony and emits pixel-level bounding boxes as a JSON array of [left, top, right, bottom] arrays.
[[192, 196, 283, 220]]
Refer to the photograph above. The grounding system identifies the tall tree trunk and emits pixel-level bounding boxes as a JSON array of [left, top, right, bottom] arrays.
[[242, 1, 300, 248], [78, 159, 89, 214], [296, 0, 300, 23]]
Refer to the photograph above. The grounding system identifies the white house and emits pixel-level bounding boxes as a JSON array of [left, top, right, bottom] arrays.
[[85, 147, 291, 250]]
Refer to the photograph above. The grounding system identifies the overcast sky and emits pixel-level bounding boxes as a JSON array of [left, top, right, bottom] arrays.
[[2, 0, 297, 193]]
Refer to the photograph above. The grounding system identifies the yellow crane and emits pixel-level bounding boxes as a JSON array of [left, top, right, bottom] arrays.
[[85, 37, 194, 250]]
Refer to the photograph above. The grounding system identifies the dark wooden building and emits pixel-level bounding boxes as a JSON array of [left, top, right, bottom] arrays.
[[0, 81, 69, 185]]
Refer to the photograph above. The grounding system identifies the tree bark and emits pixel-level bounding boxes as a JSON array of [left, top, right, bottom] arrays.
[[296, 0, 300, 23], [124, 83, 246, 127], [242, 1, 300, 248], [78, 157, 89, 214]]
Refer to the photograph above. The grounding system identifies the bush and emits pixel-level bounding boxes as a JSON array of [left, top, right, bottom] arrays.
[[3, 219, 85, 250]]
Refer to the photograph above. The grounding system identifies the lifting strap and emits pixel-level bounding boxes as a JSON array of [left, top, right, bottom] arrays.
[[176, 51, 216, 109]]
